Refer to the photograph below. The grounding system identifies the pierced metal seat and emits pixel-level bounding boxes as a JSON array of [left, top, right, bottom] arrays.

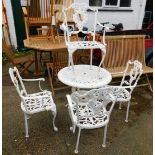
[[107, 87, 131, 102], [67, 41, 105, 49], [21, 90, 56, 114]]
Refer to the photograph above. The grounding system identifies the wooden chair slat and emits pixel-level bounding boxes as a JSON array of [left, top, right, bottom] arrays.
[[103, 35, 153, 91]]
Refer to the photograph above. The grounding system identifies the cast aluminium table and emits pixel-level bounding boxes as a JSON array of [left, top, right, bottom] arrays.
[[58, 65, 112, 89]]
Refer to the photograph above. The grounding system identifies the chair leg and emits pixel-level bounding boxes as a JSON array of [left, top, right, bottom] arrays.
[[51, 110, 58, 132], [119, 102, 122, 109], [145, 74, 153, 92], [125, 100, 131, 122], [19, 61, 34, 75], [70, 124, 76, 133], [47, 64, 55, 96], [102, 124, 108, 148], [75, 128, 81, 154], [24, 113, 29, 138]]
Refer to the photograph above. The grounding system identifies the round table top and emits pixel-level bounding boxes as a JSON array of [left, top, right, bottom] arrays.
[[58, 65, 112, 89]]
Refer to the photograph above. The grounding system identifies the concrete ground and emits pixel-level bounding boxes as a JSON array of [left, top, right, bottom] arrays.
[[2, 62, 153, 155]]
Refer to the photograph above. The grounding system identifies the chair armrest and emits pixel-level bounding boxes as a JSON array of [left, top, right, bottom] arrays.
[[66, 94, 77, 124], [111, 71, 124, 75], [66, 94, 74, 108], [22, 78, 45, 91], [108, 85, 135, 89], [22, 78, 45, 82], [97, 22, 109, 30]]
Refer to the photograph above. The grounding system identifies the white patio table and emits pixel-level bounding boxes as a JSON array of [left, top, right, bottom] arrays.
[[58, 65, 112, 89]]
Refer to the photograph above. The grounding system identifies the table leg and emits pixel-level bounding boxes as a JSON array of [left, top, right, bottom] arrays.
[[34, 50, 44, 76]]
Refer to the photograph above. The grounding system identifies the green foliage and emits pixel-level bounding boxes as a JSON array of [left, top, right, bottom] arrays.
[[2, 50, 33, 62], [2, 53, 8, 61]]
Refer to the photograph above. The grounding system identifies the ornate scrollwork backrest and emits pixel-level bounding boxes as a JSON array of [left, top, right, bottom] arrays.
[[62, 3, 98, 43], [71, 3, 88, 31], [71, 87, 116, 123], [9, 67, 27, 97], [121, 60, 143, 89]]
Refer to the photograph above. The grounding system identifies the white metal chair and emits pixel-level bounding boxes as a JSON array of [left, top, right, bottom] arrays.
[[61, 2, 108, 68], [9, 67, 58, 138], [66, 87, 116, 154], [59, 3, 109, 89], [106, 60, 143, 122]]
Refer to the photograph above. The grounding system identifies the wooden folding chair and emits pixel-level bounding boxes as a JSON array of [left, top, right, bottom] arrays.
[[46, 50, 68, 96], [2, 39, 34, 75], [24, 0, 55, 41], [53, 0, 74, 37]]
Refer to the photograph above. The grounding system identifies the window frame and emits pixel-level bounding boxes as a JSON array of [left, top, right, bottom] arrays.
[[89, 0, 132, 10]]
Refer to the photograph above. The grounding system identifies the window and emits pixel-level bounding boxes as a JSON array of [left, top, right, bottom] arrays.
[[120, 0, 131, 7], [89, 0, 131, 8], [89, 0, 102, 7], [105, 0, 118, 6]]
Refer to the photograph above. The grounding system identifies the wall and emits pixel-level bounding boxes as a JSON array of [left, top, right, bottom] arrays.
[[3, 0, 17, 48], [3, 0, 147, 48], [75, 0, 147, 31]]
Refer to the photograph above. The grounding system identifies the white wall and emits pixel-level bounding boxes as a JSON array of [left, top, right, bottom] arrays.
[[75, 0, 147, 31], [3, 0, 17, 48]]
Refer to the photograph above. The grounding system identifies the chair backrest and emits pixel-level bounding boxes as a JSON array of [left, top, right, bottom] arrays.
[[121, 60, 143, 90], [9, 67, 27, 97], [2, 39, 15, 64], [25, 0, 56, 40], [104, 35, 146, 68], [71, 87, 116, 123], [62, 3, 98, 44], [26, 0, 53, 25]]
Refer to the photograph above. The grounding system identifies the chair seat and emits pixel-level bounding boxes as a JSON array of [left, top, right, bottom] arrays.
[[29, 17, 51, 25], [21, 91, 56, 114], [69, 101, 109, 129], [108, 86, 131, 102], [13, 55, 34, 64], [68, 41, 106, 50]]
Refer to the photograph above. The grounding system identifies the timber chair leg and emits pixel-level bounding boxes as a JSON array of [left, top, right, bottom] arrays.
[[145, 74, 153, 92], [18, 61, 34, 75], [57, 29, 60, 43], [47, 63, 55, 96]]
